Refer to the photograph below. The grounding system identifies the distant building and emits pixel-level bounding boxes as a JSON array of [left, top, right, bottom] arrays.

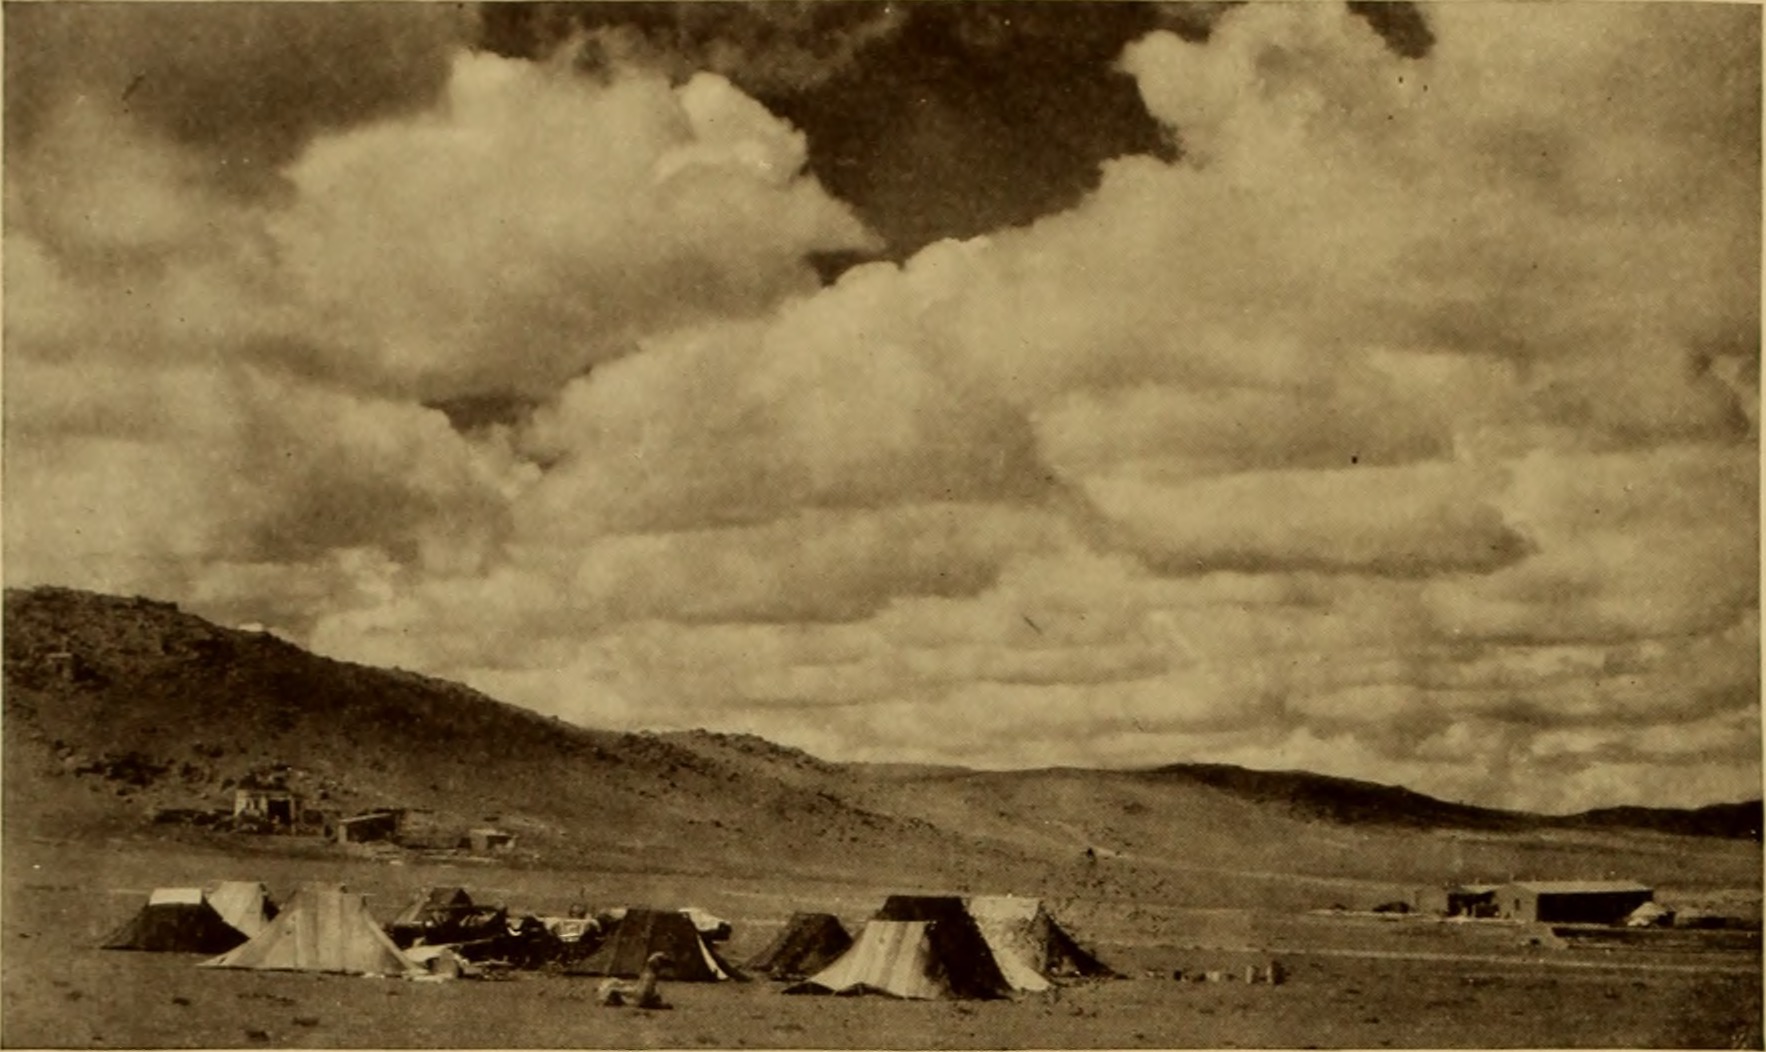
[[335, 807, 456, 848], [462, 828, 517, 854], [1497, 880, 1654, 924], [1416, 883, 1500, 917], [234, 787, 301, 826], [335, 810, 400, 844]]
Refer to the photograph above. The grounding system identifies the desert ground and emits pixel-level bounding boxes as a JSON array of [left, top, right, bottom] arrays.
[[5, 836, 1757, 1049]]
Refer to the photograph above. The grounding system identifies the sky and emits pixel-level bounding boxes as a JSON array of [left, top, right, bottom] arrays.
[[4, 1, 1759, 814]]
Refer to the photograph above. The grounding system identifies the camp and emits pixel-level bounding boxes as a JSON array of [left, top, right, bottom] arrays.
[[744, 912, 854, 980], [202, 883, 419, 977], [567, 907, 740, 981], [102, 887, 258, 954]]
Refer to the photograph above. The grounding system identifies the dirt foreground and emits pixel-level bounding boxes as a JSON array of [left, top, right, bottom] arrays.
[[5, 840, 1758, 1049]]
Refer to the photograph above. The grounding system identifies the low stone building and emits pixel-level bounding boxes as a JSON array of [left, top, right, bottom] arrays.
[[1497, 880, 1654, 924], [1416, 883, 1500, 917], [234, 787, 301, 826], [335, 810, 400, 844], [463, 827, 517, 853]]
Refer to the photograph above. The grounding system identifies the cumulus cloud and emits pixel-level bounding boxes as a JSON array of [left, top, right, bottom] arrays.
[[1078, 463, 1528, 576], [5, 23, 876, 616], [1429, 444, 1758, 643], [274, 55, 876, 401], [5, 3, 1757, 813], [517, 256, 1047, 534], [3, 355, 528, 618]]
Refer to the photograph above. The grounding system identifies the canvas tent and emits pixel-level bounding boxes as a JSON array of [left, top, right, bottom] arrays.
[[679, 906, 733, 943], [206, 881, 276, 939], [393, 886, 473, 928], [387, 886, 489, 948], [878, 895, 1112, 991], [567, 908, 739, 981], [786, 920, 1013, 1000], [789, 894, 1112, 999], [963, 895, 1115, 989], [102, 887, 254, 954], [202, 884, 419, 977], [745, 912, 854, 980]]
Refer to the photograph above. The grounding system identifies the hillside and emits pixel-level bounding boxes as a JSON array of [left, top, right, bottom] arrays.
[[1136, 763, 1535, 832], [0, 587, 981, 885], [4, 586, 1759, 908]]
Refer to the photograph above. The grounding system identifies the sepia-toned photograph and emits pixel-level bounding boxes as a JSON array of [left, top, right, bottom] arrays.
[[1, 1, 1760, 1047]]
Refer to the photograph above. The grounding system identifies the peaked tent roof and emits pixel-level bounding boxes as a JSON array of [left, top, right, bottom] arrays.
[[876, 894, 1114, 993], [206, 881, 276, 940], [201, 884, 418, 977], [871, 895, 1013, 997], [392, 886, 474, 928], [567, 908, 738, 981], [102, 891, 251, 954], [965, 894, 1115, 985], [680, 906, 733, 942], [745, 912, 854, 980]]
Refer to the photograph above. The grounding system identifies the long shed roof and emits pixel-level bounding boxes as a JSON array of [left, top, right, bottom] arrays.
[[1506, 880, 1651, 894]]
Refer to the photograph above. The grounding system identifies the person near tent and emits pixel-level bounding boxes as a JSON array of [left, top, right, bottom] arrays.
[[598, 952, 673, 1009]]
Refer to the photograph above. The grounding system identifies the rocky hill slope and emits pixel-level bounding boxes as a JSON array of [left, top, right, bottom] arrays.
[[5, 586, 1758, 906]]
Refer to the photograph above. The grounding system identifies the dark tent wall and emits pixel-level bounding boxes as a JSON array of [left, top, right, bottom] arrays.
[[1038, 914, 1114, 978], [745, 912, 854, 980], [873, 896, 1012, 999], [102, 902, 250, 954], [567, 908, 739, 981]]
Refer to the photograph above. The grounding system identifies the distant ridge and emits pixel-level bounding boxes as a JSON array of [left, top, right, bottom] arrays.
[[1138, 763, 1534, 832], [1141, 763, 1764, 842], [1570, 801, 1763, 843]]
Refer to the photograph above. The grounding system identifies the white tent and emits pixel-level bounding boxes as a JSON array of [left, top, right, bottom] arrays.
[[202, 884, 418, 977]]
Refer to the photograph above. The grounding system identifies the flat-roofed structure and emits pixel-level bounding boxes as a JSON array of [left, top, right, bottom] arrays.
[[1497, 880, 1654, 924]]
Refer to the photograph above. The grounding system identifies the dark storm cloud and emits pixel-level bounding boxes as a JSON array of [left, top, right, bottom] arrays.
[[470, 2, 1436, 259], [477, 1, 908, 95], [5, 3, 471, 195], [766, 3, 1176, 255], [477, 2, 1176, 257], [1347, 2, 1435, 59]]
